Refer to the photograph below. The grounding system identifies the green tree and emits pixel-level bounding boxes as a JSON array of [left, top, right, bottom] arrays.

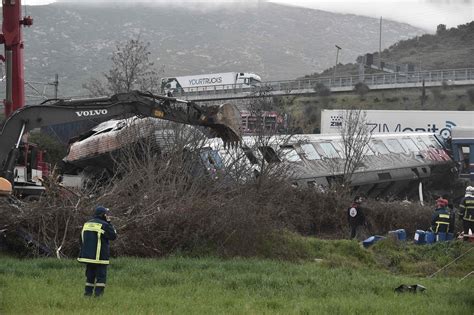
[[467, 87, 474, 104], [353, 82, 369, 99], [314, 82, 331, 97], [436, 24, 447, 35]]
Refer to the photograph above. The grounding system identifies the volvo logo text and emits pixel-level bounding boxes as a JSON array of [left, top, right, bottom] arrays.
[[75, 109, 108, 117]]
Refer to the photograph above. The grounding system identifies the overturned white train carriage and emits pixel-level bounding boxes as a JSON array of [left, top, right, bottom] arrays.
[[207, 132, 457, 199], [62, 117, 458, 199]]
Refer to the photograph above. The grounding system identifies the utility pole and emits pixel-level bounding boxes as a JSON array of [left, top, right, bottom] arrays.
[[333, 45, 342, 84], [379, 16, 382, 70], [53, 74, 59, 99]]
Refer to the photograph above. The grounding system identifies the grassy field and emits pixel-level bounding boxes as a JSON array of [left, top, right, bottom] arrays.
[[1, 238, 473, 315]]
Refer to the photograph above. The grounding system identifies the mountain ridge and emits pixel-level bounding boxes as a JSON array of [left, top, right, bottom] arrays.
[[2, 2, 425, 98]]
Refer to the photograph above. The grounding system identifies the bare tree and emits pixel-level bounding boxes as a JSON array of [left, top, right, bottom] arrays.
[[340, 108, 371, 187], [242, 91, 295, 190], [83, 37, 163, 96]]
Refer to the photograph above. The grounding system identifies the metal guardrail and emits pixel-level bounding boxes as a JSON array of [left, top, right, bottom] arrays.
[[1, 68, 473, 106], [172, 68, 474, 100]]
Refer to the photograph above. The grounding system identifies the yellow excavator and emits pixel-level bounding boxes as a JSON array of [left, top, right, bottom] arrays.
[[0, 91, 241, 198]]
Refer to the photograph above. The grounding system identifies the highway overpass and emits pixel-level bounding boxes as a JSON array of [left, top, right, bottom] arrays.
[[174, 68, 474, 102]]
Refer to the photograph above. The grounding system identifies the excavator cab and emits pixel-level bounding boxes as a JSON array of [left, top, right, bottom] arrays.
[[0, 142, 49, 197]]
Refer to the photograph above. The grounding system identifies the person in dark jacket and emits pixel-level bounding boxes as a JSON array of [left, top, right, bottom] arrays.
[[430, 198, 451, 234], [347, 196, 365, 239], [459, 186, 474, 238], [78, 206, 117, 297], [442, 194, 456, 234]]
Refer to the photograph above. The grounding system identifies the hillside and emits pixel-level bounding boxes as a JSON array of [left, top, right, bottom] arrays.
[[287, 22, 474, 134], [0, 1, 424, 99], [379, 22, 474, 70], [305, 22, 474, 79]]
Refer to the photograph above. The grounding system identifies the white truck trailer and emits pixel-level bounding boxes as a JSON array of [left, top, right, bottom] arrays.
[[161, 72, 261, 94], [321, 109, 474, 139]]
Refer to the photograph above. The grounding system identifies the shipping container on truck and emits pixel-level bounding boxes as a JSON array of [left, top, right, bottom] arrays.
[[161, 72, 261, 94], [321, 109, 474, 139]]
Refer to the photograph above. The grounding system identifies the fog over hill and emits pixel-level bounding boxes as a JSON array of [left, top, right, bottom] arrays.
[[3, 1, 425, 98]]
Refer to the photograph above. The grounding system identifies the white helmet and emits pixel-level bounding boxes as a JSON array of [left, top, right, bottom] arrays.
[[466, 186, 474, 196]]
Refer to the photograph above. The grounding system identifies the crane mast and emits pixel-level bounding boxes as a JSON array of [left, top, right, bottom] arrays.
[[1, 0, 33, 118]]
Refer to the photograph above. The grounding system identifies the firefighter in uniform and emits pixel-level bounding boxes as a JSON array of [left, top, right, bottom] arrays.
[[430, 198, 451, 235], [78, 206, 117, 297], [459, 186, 474, 238], [347, 196, 365, 239]]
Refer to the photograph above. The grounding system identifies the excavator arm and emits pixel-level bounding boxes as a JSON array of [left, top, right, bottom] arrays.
[[0, 91, 241, 193]]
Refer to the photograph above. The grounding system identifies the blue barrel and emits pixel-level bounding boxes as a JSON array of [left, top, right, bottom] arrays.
[[414, 230, 426, 244], [396, 229, 407, 241], [437, 232, 447, 242], [425, 231, 436, 244], [388, 229, 407, 241], [363, 235, 385, 248]]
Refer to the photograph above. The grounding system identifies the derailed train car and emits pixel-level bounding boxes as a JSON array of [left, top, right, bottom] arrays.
[[62, 116, 458, 199], [209, 133, 457, 199], [61, 117, 224, 180]]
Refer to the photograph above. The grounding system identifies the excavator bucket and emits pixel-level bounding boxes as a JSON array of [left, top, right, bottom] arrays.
[[205, 102, 242, 146], [0, 177, 12, 196]]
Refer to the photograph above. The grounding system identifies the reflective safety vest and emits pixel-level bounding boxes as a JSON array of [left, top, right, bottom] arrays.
[[459, 196, 474, 222], [434, 213, 450, 233], [78, 218, 117, 265]]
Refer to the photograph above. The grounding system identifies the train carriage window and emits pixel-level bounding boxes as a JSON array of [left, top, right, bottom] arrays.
[[458, 145, 470, 175], [363, 144, 375, 155], [332, 142, 345, 156], [386, 139, 406, 153], [401, 138, 420, 152], [300, 143, 321, 160], [280, 146, 302, 162], [425, 137, 442, 149], [370, 140, 390, 154], [316, 142, 341, 158], [243, 146, 259, 165], [415, 137, 429, 150], [259, 146, 281, 163], [421, 136, 441, 149], [209, 150, 224, 168], [200, 149, 224, 170]]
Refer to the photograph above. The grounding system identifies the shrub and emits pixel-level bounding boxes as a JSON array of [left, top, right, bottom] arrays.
[[384, 97, 399, 103], [313, 83, 331, 97], [353, 82, 370, 99], [467, 87, 474, 104], [431, 88, 445, 102]]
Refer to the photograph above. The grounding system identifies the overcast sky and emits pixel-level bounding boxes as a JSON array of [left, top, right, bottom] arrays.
[[12, 0, 474, 31]]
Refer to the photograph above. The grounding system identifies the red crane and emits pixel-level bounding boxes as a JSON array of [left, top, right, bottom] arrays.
[[1, 0, 33, 118]]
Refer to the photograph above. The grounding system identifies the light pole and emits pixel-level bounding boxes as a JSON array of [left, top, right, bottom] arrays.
[[333, 45, 342, 84]]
